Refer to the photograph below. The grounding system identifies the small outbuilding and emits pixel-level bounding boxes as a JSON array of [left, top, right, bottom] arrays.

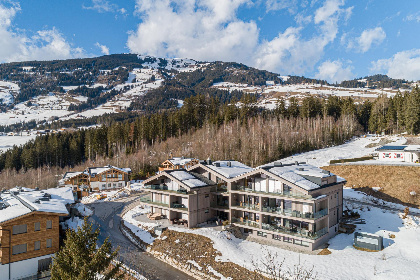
[[376, 145, 420, 163]]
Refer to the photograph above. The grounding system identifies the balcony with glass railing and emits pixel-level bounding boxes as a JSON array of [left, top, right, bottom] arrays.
[[231, 185, 314, 200], [144, 185, 193, 195], [261, 207, 328, 220], [231, 202, 260, 211], [231, 217, 260, 228], [261, 223, 328, 240], [171, 203, 188, 211], [140, 196, 169, 207]]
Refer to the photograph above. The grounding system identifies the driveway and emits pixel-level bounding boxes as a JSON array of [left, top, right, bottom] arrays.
[[88, 195, 195, 280]]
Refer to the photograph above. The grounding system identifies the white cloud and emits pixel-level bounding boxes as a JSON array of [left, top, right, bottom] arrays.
[[127, 0, 258, 63], [371, 49, 420, 81], [315, 60, 354, 83], [266, 0, 298, 13], [127, 0, 352, 76], [0, 2, 84, 62], [405, 11, 420, 22], [95, 42, 110, 55], [350, 27, 386, 53], [254, 0, 351, 74], [83, 0, 125, 14]]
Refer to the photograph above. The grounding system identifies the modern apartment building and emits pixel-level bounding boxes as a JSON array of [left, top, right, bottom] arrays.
[[142, 159, 345, 251], [0, 187, 74, 280], [141, 170, 216, 227]]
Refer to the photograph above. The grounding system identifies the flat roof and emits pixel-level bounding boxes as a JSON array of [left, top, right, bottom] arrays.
[[377, 145, 407, 151], [202, 160, 253, 179]]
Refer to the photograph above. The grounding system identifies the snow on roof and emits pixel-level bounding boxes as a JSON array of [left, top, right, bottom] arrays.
[[205, 161, 253, 179], [170, 171, 196, 181], [169, 170, 210, 188], [63, 171, 86, 180], [0, 187, 73, 224], [404, 145, 420, 151], [88, 165, 131, 175], [260, 163, 341, 191], [168, 157, 196, 166], [0, 195, 32, 224]]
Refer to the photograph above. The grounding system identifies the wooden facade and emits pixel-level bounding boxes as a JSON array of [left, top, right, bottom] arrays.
[[159, 158, 199, 172], [0, 212, 65, 264], [63, 172, 89, 187]]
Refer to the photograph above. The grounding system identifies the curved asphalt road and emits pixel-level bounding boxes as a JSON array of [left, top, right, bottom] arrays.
[[88, 196, 195, 280]]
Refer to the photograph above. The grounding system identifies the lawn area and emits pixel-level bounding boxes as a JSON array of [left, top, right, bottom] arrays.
[[325, 165, 420, 208]]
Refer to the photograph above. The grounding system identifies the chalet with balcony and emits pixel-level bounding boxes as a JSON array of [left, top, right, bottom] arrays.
[[88, 165, 131, 191], [141, 170, 216, 228], [0, 187, 74, 279], [159, 157, 199, 172], [60, 165, 131, 196], [229, 161, 345, 251], [187, 160, 253, 221]]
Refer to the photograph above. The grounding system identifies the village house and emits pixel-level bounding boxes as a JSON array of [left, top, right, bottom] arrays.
[[61, 165, 131, 197], [0, 187, 74, 280], [376, 145, 420, 163], [158, 157, 199, 172]]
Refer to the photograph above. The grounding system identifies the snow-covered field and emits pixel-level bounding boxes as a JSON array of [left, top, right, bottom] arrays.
[[0, 135, 36, 152], [125, 189, 420, 280], [278, 135, 406, 167]]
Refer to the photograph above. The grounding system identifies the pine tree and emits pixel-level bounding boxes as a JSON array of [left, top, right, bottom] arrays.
[[50, 219, 124, 280]]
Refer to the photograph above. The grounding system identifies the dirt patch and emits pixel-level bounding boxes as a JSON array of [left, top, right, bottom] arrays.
[[317, 248, 332, 255], [150, 230, 266, 280], [324, 165, 420, 208]]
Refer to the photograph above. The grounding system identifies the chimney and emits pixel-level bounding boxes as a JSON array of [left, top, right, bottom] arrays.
[[227, 161, 232, 167], [206, 157, 212, 165]]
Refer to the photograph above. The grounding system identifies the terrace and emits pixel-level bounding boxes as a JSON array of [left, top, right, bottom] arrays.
[[231, 185, 315, 200], [261, 223, 328, 240]]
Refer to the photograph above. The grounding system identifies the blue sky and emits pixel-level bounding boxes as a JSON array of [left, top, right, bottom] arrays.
[[0, 0, 420, 82]]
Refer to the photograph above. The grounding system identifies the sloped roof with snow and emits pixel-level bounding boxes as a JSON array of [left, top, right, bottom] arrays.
[[203, 161, 253, 179], [63, 171, 88, 180], [257, 162, 344, 191], [0, 187, 74, 224], [88, 165, 131, 175], [167, 170, 213, 189], [168, 157, 197, 166]]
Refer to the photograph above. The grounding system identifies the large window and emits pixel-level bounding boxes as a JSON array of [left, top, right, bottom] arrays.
[[46, 239, 52, 248], [34, 222, 41, 231], [12, 244, 27, 255], [12, 224, 27, 235], [46, 220, 52, 229], [118, 174, 123, 180], [34, 241, 41, 251]]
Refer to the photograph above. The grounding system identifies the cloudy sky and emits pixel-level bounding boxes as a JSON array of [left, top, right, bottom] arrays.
[[0, 0, 419, 82]]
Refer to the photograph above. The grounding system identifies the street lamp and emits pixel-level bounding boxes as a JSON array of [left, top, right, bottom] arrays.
[[0, 228, 11, 280]]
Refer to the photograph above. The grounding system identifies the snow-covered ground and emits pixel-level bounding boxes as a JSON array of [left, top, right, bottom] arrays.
[[80, 189, 131, 204], [278, 135, 406, 167], [125, 189, 420, 280], [0, 135, 36, 152]]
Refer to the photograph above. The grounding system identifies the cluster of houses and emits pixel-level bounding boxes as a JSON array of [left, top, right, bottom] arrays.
[[0, 157, 346, 279], [142, 157, 345, 251]]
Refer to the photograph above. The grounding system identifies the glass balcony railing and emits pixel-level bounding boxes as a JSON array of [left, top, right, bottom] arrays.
[[171, 203, 188, 211], [261, 208, 328, 220], [144, 185, 192, 195], [140, 196, 169, 207], [231, 202, 260, 211], [261, 223, 328, 240], [231, 186, 314, 200], [231, 217, 260, 228]]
